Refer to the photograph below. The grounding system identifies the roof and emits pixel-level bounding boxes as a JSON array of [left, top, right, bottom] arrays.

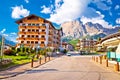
[[101, 32, 120, 43], [16, 14, 63, 31]]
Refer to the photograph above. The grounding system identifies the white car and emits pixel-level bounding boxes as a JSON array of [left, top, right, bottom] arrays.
[[66, 53, 71, 56]]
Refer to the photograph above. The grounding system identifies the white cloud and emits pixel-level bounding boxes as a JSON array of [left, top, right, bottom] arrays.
[[47, 0, 91, 24], [81, 11, 113, 28], [92, 0, 111, 10], [116, 18, 120, 24], [25, 0, 29, 3], [55, 0, 63, 9], [10, 32, 17, 35], [41, 5, 53, 14], [11, 5, 30, 19], [115, 5, 120, 10], [0, 29, 6, 33]]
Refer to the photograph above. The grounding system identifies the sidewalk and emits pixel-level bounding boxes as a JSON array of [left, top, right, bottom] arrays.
[[0, 56, 55, 79], [92, 56, 120, 74]]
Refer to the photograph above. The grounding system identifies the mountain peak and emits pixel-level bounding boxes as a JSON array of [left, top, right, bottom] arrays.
[[61, 20, 120, 39]]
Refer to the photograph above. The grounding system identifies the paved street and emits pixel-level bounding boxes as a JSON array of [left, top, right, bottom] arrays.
[[4, 54, 120, 80]]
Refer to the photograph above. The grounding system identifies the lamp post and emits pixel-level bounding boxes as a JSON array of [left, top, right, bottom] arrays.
[[0, 35, 4, 59]]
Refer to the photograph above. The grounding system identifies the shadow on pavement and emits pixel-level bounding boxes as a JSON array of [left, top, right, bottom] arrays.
[[26, 69, 58, 74]]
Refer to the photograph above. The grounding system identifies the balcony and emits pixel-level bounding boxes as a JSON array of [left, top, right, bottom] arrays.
[[16, 37, 25, 40], [39, 38, 46, 41], [39, 32, 46, 35], [48, 38, 52, 41], [48, 44, 52, 47], [19, 26, 26, 29], [27, 26, 39, 29], [40, 26, 46, 29], [26, 32, 39, 35], [40, 44, 45, 48], [49, 32, 53, 35], [25, 38, 39, 41], [18, 32, 25, 35]]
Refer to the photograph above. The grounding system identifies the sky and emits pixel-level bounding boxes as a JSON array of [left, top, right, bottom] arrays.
[[0, 0, 120, 43]]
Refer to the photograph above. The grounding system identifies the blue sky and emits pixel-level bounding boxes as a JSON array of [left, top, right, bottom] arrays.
[[0, 0, 120, 42]]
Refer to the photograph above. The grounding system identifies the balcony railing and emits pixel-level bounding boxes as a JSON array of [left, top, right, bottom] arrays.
[[48, 44, 52, 47], [39, 38, 46, 41], [26, 32, 39, 35], [40, 26, 46, 29], [16, 37, 25, 40], [40, 44, 45, 47], [39, 32, 46, 35], [19, 26, 26, 29], [18, 32, 25, 35], [25, 38, 39, 41]]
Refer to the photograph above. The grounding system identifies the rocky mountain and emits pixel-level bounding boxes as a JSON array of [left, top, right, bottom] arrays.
[[61, 20, 120, 40]]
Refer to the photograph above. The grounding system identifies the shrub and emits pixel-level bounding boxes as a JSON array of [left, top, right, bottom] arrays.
[[4, 49, 16, 56], [18, 52, 26, 56]]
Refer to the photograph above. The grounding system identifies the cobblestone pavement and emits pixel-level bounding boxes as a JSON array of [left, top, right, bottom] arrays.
[[3, 54, 120, 80]]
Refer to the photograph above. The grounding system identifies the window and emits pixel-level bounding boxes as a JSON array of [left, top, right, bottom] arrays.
[[22, 29, 25, 32], [32, 29, 35, 32], [27, 41, 30, 43], [36, 24, 39, 26], [42, 24, 46, 26], [28, 24, 31, 26], [36, 35, 39, 38], [36, 29, 39, 32], [41, 35, 45, 38], [21, 35, 24, 37], [42, 29, 45, 32], [28, 29, 31, 32], [32, 35, 34, 38], [41, 41, 44, 44], [32, 24, 35, 26], [35, 41, 38, 44], [28, 35, 30, 38], [22, 23, 26, 26], [31, 41, 34, 44], [21, 41, 24, 43]]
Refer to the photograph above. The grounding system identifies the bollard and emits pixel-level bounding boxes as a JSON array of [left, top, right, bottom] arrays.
[[99, 56, 102, 64], [45, 56, 46, 62], [39, 57, 41, 64], [31, 58, 34, 67], [106, 59, 108, 67], [49, 55, 50, 61], [93, 56, 95, 61], [96, 57, 98, 62], [114, 62, 119, 71], [92, 56, 94, 60]]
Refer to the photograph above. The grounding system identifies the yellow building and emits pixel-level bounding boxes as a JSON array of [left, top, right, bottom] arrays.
[[76, 39, 97, 51], [16, 14, 63, 49]]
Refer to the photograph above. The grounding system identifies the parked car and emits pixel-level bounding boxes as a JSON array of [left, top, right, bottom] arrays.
[[66, 52, 71, 56]]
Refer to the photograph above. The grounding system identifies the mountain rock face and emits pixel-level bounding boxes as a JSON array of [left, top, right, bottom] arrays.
[[61, 20, 120, 39]]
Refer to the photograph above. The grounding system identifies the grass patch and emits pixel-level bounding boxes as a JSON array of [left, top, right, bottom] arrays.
[[0, 55, 33, 71]]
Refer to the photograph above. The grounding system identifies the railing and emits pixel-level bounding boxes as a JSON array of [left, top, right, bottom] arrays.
[[18, 32, 25, 35], [16, 37, 25, 40], [39, 38, 46, 41], [39, 32, 46, 34], [19, 26, 26, 29], [25, 38, 39, 40], [26, 32, 39, 35], [40, 26, 46, 29]]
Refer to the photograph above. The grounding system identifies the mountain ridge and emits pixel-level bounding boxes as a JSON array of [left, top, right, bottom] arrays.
[[61, 20, 120, 40]]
